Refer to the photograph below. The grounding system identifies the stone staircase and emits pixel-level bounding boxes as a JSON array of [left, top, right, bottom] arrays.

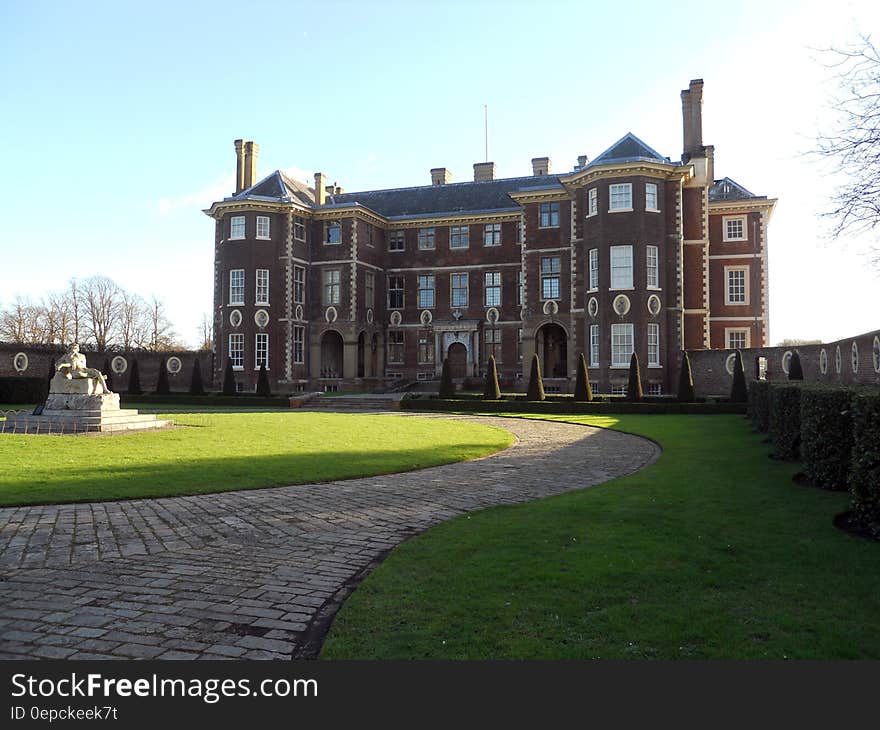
[[1, 408, 171, 434], [296, 394, 403, 412]]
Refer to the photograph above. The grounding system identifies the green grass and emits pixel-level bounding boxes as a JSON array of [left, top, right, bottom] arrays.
[[321, 414, 880, 659], [0, 412, 512, 506]]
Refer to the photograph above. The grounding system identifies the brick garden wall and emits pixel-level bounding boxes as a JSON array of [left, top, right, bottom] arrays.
[[0, 343, 214, 394], [688, 328, 880, 396]]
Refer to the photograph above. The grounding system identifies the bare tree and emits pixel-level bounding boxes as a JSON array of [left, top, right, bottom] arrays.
[[198, 313, 214, 351], [67, 278, 82, 344], [0, 296, 30, 342], [45, 291, 73, 345], [815, 34, 880, 265], [118, 290, 149, 351], [80, 275, 122, 350], [145, 294, 178, 351]]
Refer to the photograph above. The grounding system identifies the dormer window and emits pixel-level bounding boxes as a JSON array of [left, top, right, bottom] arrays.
[[325, 221, 342, 244]]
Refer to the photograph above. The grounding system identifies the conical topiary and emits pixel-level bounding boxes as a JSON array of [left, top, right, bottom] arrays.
[[677, 350, 695, 402], [527, 353, 545, 401], [155, 358, 171, 395], [573, 352, 593, 402], [127, 358, 143, 395], [438, 358, 455, 398], [102, 357, 114, 392], [482, 356, 501, 400], [189, 358, 205, 395], [788, 351, 804, 380], [625, 352, 643, 401], [730, 349, 748, 403], [257, 363, 272, 397], [222, 358, 237, 396]]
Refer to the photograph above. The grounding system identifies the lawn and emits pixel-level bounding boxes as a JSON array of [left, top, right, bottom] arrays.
[[0, 412, 512, 506], [321, 413, 880, 659]]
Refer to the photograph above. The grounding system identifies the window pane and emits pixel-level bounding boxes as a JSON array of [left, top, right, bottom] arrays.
[[610, 246, 633, 288]]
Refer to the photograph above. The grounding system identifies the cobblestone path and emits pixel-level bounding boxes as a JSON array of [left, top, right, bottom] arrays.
[[0, 415, 659, 660]]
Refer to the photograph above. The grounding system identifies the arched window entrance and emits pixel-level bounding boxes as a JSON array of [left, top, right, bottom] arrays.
[[536, 323, 568, 378], [321, 330, 344, 378], [447, 342, 468, 379]]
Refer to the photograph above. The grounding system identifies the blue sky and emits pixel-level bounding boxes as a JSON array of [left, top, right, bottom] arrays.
[[1, 0, 878, 347]]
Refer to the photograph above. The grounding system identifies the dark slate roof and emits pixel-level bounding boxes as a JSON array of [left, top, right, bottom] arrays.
[[709, 177, 763, 202], [329, 175, 562, 218], [589, 133, 671, 167], [228, 171, 315, 206]]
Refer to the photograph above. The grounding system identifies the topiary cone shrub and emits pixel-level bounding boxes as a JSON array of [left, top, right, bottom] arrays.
[[849, 391, 880, 537], [769, 383, 802, 460], [526, 354, 545, 401], [730, 350, 748, 403], [222, 358, 237, 396], [102, 357, 114, 392], [256, 363, 272, 397], [788, 351, 804, 380], [801, 386, 854, 491], [748, 379, 771, 432], [127, 359, 143, 395], [573, 352, 593, 402], [482, 356, 501, 400], [676, 350, 695, 402], [189, 358, 205, 395], [438, 358, 455, 398], [625, 352, 643, 401], [155, 358, 171, 395]]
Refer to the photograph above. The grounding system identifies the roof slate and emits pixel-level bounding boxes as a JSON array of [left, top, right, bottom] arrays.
[[709, 177, 763, 202], [229, 171, 315, 206], [590, 132, 671, 166]]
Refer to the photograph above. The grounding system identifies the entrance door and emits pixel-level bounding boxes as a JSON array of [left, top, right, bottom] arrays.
[[447, 342, 467, 379], [357, 332, 365, 378]]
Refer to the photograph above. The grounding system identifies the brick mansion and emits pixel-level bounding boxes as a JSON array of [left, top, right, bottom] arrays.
[[205, 79, 775, 394]]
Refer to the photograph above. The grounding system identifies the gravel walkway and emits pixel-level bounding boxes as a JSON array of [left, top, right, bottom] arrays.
[[0, 415, 659, 660]]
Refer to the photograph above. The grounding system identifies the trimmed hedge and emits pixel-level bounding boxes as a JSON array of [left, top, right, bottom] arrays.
[[748, 380, 771, 432], [800, 387, 854, 491], [769, 383, 802, 460], [400, 397, 746, 416], [121, 394, 291, 408], [849, 391, 880, 537], [0, 377, 47, 404]]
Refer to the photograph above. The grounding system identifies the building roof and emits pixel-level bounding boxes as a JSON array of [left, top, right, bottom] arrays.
[[589, 132, 672, 167], [329, 175, 562, 218], [229, 170, 315, 206], [709, 177, 764, 202]]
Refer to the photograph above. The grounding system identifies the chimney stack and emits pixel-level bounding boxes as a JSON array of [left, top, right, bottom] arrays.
[[681, 79, 704, 161], [243, 141, 259, 190], [531, 157, 551, 176], [314, 172, 326, 205], [431, 167, 452, 185], [576, 155, 588, 170], [473, 162, 496, 182], [234, 139, 245, 194]]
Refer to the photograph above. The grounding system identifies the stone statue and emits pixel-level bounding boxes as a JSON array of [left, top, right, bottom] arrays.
[[56, 344, 111, 395]]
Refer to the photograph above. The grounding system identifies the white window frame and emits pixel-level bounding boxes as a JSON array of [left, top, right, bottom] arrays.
[[723, 215, 747, 242], [256, 215, 270, 240], [255, 269, 270, 305], [610, 245, 634, 289], [450, 225, 469, 250], [229, 215, 245, 240], [323, 269, 341, 305], [540, 256, 561, 300], [325, 221, 342, 245], [293, 326, 305, 364], [611, 323, 634, 368], [590, 324, 600, 367], [451, 272, 469, 308], [255, 333, 269, 370], [484, 222, 501, 246], [293, 265, 305, 304], [589, 248, 599, 291], [724, 266, 749, 306], [417, 227, 435, 250], [388, 231, 405, 252], [587, 188, 598, 217], [228, 333, 244, 370], [293, 216, 306, 242], [645, 183, 659, 212], [418, 274, 435, 309], [725, 328, 750, 350], [647, 323, 660, 367], [229, 269, 245, 305], [609, 183, 633, 212], [646, 245, 659, 289], [485, 271, 501, 307], [539, 202, 560, 228]]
